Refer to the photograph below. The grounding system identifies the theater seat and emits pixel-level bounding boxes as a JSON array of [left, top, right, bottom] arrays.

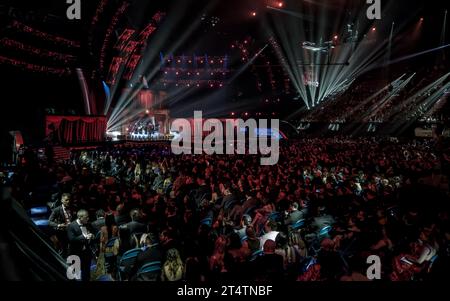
[[200, 217, 213, 227], [319, 226, 332, 239], [29, 206, 50, 217], [291, 219, 306, 231], [31, 218, 50, 227], [118, 248, 142, 280], [137, 261, 162, 279], [249, 249, 264, 262]]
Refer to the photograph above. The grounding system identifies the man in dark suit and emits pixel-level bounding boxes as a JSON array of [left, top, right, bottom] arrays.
[[49, 193, 73, 229], [115, 204, 130, 226], [67, 210, 95, 281], [123, 209, 146, 236], [131, 233, 163, 281], [91, 209, 106, 235], [48, 193, 73, 256], [284, 202, 304, 227]]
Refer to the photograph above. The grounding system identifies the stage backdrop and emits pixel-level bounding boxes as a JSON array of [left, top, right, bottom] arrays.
[[46, 115, 106, 144]]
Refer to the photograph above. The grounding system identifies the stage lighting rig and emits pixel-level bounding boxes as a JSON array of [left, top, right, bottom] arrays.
[[302, 41, 335, 53]]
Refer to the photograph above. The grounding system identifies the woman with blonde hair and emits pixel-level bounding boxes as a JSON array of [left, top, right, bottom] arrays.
[[162, 248, 184, 281]]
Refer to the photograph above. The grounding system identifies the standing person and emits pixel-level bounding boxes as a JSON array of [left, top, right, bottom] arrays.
[[49, 194, 73, 228], [48, 193, 73, 256], [91, 213, 119, 281], [123, 209, 146, 237], [67, 210, 95, 281], [91, 209, 106, 235]]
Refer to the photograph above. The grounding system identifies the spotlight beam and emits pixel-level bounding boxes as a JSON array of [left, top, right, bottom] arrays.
[[107, 0, 220, 129], [388, 72, 450, 132], [227, 44, 268, 84], [266, 6, 314, 22], [363, 73, 415, 120], [376, 44, 450, 68]]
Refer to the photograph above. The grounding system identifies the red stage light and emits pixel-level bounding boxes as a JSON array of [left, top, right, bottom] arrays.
[[334, 35, 338, 40], [231, 112, 235, 116], [420, 17, 424, 21], [278, 2, 284, 8], [251, 12, 256, 17], [372, 27, 376, 32]]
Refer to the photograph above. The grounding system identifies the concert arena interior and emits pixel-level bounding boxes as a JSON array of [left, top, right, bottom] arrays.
[[1, 0, 450, 285]]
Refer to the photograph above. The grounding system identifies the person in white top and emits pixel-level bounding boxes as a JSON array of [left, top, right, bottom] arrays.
[[259, 220, 279, 250]]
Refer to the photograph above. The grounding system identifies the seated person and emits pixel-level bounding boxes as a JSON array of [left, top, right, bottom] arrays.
[[131, 233, 163, 281], [284, 202, 304, 227], [391, 229, 438, 281], [235, 214, 252, 240]]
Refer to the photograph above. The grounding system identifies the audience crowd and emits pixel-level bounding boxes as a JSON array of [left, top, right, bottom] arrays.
[[7, 137, 450, 281], [301, 65, 449, 124]]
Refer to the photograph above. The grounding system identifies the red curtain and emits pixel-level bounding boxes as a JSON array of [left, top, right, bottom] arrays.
[[46, 116, 106, 144]]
